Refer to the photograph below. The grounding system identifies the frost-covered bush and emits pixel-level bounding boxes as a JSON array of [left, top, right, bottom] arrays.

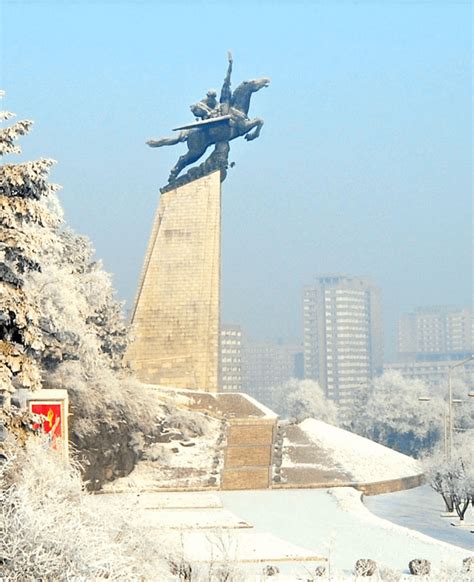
[[1, 95, 166, 485], [0, 437, 168, 581], [344, 371, 444, 456], [408, 558, 431, 576], [354, 558, 377, 576]]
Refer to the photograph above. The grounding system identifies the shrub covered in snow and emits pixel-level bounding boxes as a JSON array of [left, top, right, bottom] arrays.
[[354, 558, 377, 577], [0, 437, 168, 581]]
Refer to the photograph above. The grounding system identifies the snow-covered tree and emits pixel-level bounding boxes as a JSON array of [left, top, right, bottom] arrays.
[[1, 93, 128, 406], [344, 371, 444, 456], [0, 95, 221, 490], [25, 227, 129, 373], [435, 375, 474, 435], [268, 378, 338, 424], [0, 97, 138, 481], [423, 431, 474, 519], [0, 92, 57, 404]]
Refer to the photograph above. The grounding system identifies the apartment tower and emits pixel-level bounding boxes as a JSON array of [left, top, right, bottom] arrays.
[[303, 274, 383, 412], [219, 324, 243, 392], [398, 306, 473, 357]]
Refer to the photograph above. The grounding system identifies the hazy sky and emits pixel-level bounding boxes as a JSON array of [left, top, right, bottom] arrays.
[[2, 1, 472, 358]]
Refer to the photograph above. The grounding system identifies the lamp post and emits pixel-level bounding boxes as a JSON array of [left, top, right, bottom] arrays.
[[447, 355, 473, 461], [418, 396, 461, 458]]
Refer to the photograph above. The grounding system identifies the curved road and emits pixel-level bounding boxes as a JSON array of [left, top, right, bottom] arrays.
[[364, 484, 473, 551]]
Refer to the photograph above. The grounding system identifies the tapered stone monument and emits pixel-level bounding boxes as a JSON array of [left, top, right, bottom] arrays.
[[126, 53, 269, 392], [126, 171, 221, 391]]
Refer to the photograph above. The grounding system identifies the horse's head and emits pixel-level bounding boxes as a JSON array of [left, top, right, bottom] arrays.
[[232, 77, 270, 114], [246, 77, 271, 92]]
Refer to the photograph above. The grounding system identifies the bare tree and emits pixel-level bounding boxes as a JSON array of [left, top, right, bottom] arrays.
[[423, 432, 474, 519]]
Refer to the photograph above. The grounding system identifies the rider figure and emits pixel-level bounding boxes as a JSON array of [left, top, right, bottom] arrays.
[[189, 53, 247, 125], [190, 89, 219, 120]]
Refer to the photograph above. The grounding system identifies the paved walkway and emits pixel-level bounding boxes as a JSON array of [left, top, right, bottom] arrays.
[[91, 491, 324, 569], [364, 484, 474, 551]]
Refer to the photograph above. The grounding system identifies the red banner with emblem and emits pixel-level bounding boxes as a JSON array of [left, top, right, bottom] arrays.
[[31, 402, 63, 443]]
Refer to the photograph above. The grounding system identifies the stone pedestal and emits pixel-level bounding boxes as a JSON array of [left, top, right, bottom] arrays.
[[125, 171, 221, 391]]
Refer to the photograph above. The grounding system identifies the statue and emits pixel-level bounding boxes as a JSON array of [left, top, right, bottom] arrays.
[[147, 52, 270, 192], [190, 89, 219, 120]]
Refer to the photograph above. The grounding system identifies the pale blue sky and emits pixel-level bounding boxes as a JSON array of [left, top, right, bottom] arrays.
[[2, 1, 472, 358]]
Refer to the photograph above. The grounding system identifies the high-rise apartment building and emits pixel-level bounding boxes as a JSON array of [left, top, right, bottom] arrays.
[[219, 324, 242, 392], [384, 356, 474, 393], [303, 274, 383, 412], [387, 306, 473, 393], [242, 341, 303, 405], [398, 306, 473, 358]]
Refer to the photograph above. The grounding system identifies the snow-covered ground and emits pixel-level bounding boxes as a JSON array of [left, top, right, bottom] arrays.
[[102, 415, 224, 491], [92, 486, 472, 580], [287, 419, 422, 482], [89, 490, 325, 575], [220, 488, 472, 579], [93, 415, 467, 579]]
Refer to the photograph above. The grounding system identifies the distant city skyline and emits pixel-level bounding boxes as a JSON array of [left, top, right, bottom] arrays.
[[239, 296, 472, 360], [386, 305, 473, 394], [3, 2, 471, 358], [397, 305, 473, 357]]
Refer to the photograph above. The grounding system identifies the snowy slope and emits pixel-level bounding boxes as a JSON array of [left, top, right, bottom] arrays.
[[293, 418, 422, 482]]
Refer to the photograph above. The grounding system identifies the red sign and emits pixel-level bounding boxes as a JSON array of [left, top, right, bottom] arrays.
[[31, 402, 62, 441]]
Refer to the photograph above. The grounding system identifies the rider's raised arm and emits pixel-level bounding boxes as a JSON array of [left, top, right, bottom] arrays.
[[220, 52, 233, 106]]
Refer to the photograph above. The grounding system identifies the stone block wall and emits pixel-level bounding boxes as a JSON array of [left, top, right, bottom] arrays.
[[125, 171, 221, 392], [221, 416, 277, 490]]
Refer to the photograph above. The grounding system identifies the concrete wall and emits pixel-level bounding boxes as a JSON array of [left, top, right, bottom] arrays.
[[274, 473, 425, 495], [125, 171, 221, 392]]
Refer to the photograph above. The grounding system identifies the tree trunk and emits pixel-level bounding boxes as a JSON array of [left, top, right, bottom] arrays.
[[441, 492, 454, 513], [453, 495, 470, 521]]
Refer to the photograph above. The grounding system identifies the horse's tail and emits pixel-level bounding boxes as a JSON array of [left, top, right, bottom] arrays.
[[147, 131, 188, 148]]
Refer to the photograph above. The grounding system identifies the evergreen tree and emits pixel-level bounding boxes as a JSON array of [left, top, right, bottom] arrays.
[[1, 91, 128, 404], [0, 94, 211, 490], [0, 92, 56, 404]]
